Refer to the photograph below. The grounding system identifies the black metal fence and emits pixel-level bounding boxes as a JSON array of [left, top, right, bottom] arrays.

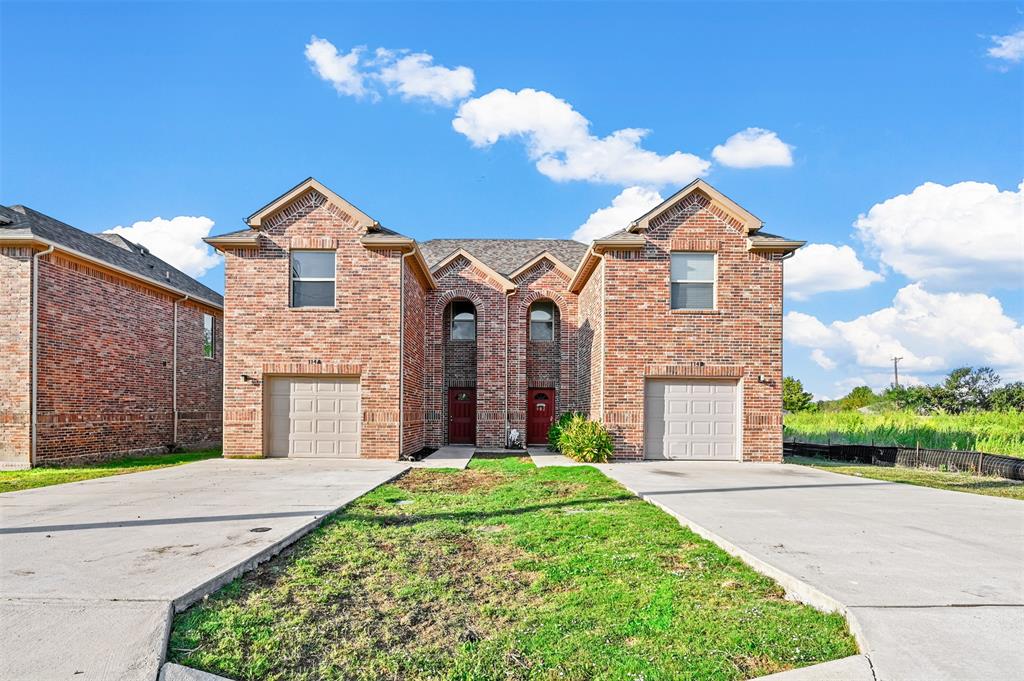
[[783, 440, 1024, 482]]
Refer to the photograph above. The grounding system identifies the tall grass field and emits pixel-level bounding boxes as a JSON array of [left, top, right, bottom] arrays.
[[783, 411, 1024, 458]]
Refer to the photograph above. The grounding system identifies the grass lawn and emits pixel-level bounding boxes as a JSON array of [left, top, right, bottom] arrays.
[[0, 450, 221, 494], [169, 454, 856, 681], [787, 455, 1024, 501], [783, 410, 1024, 457]]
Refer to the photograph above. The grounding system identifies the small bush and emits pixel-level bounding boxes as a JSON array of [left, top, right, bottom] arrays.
[[558, 415, 614, 463], [548, 411, 584, 451]]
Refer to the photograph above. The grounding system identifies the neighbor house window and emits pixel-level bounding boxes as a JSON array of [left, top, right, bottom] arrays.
[[290, 250, 336, 308], [203, 314, 215, 359], [530, 301, 554, 341], [670, 252, 715, 310], [451, 301, 476, 341]]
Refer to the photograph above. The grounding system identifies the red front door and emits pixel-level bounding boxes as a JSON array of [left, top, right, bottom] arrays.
[[448, 388, 476, 444], [527, 388, 555, 444]]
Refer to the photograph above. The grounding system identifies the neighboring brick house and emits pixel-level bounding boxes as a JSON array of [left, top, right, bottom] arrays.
[[207, 178, 802, 462], [0, 205, 223, 469]]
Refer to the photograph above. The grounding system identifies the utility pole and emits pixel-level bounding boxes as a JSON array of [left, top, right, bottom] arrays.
[[892, 356, 903, 387]]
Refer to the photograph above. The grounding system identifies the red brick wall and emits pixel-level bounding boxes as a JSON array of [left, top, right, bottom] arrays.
[[576, 260, 604, 419], [442, 303, 477, 388], [222, 189, 403, 459], [32, 252, 222, 465], [0, 248, 33, 467], [508, 260, 578, 436], [425, 256, 508, 448], [401, 257, 426, 456], [600, 195, 784, 461]]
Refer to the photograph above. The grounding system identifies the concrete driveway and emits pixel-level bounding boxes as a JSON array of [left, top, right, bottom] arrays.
[[601, 461, 1024, 681], [0, 457, 408, 681]]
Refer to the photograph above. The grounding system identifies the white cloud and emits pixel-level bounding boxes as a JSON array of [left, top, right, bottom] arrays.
[[104, 216, 221, 278], [572, 186, 663, 243], [452, 88, 711, 186], [376, 49, 474, 106], [711, 128, 794, 168], [784, 243, 883, 300], [785, 284, 1024, 379], [810, 349, 836, 371], [987, 29, 1024, 64], [305, 37, 370, 98], [853, 180, 1024, 290]]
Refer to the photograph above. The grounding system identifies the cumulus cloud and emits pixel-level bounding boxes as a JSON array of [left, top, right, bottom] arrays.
[[305, 37, 370, 98], [375, 49, 474, 105], [854, 180, 1024, 290], [784, 243, 883, 300], [572, 186, 663, 243], [104, 216, 221, 278], [987, 29, 1024, 64], [785, 284, 1024, 379], [305, 37, 474, 106], [810, 349, 836, 371], [711, 127, 794, 168], [452, 88, 711, 186]]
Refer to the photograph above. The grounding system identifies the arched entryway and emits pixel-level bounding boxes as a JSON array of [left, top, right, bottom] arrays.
[[525, 299, 561, 444], [443, 298, 478, 444]]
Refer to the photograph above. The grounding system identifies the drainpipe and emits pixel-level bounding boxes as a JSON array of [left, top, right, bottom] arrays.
[[30, 244, 54, 466], [173, 294, 189, 446]]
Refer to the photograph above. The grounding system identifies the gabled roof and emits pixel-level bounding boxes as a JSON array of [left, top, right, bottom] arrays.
[[508, 251, 575, 280], [628, 179, 764, 234], [419, 239, 589, 277], [429, 248, 517, 292], [0, 204, 223, 308], [246, 177, 379, 230]]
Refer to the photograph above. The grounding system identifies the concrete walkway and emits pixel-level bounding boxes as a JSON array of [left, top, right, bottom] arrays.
[[599, 461, 1024, 681], [527, 447, 593, 467], [411, 444, 474, 469], [0, 457, 408, 681]]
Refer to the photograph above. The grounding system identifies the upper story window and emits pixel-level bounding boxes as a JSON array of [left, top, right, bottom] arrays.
[[670, 252, 715, 310], [202, 314, 215, 359], [291, 250, 336, 308], [451, 301, 476, 341], [530, 301, 554, 341]]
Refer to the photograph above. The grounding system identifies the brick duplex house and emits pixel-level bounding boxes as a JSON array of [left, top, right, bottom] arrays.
[[0, 205, 223, 469], [207, 178, 803, 462]]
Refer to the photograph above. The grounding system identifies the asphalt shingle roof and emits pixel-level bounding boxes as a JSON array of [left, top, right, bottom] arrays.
[[419, 238, 589, 276], [0, 204, 223, 306]]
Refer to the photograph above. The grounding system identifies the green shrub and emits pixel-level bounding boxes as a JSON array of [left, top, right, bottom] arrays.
[[558, 415, 614, 463], [548, 411, 584, 451]]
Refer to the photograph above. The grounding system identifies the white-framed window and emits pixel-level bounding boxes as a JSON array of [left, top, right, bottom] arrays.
[[202, 314, 215, 359], [290, 250, 336, 308], [530, 301, 554, 341], [451, 301, 476, 341], [670, 252, 715, 310]]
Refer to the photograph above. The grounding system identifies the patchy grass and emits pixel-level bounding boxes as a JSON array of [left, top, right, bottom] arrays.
[[169, 454, 856, 681], [787, 455, 1024, 501], [784, 410, 1024, 457], [0, 450, 221, 494]]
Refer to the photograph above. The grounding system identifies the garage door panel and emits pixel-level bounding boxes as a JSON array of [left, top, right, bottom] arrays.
[[267, 377, 360, 458], [646, 379, 739, 461]]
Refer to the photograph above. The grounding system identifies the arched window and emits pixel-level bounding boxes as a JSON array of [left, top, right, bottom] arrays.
[[530, 301, 554, 341], [451, 301, 476, 341]]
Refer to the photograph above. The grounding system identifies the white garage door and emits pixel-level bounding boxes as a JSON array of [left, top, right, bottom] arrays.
[[267, 377, 360, 458], [645, 379, 738, 460]]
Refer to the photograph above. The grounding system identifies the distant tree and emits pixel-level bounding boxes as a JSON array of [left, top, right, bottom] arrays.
[[931, 367, 1001, 413], [839, 385, 878, 411], [882, 384, 933, 413], [990, 381, 1024, 412], [783, 377, 815, 412]]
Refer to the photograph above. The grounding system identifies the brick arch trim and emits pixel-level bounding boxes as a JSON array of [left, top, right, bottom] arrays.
[[432, 288, 489, 319], [514, 288, 572, 318]]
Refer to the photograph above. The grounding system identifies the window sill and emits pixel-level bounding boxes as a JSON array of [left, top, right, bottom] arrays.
[[670, 308, 721, 315], [289, 306, 338, 311]]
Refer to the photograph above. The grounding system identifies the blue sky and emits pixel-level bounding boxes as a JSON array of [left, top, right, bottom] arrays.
[[3, 1, 1022, 400]]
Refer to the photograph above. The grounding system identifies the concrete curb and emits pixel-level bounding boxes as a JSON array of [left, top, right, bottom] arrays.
[[605, 474, 875, 680]]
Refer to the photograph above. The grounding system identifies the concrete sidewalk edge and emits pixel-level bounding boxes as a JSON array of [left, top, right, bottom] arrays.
[[608, 475, 874, 677]]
